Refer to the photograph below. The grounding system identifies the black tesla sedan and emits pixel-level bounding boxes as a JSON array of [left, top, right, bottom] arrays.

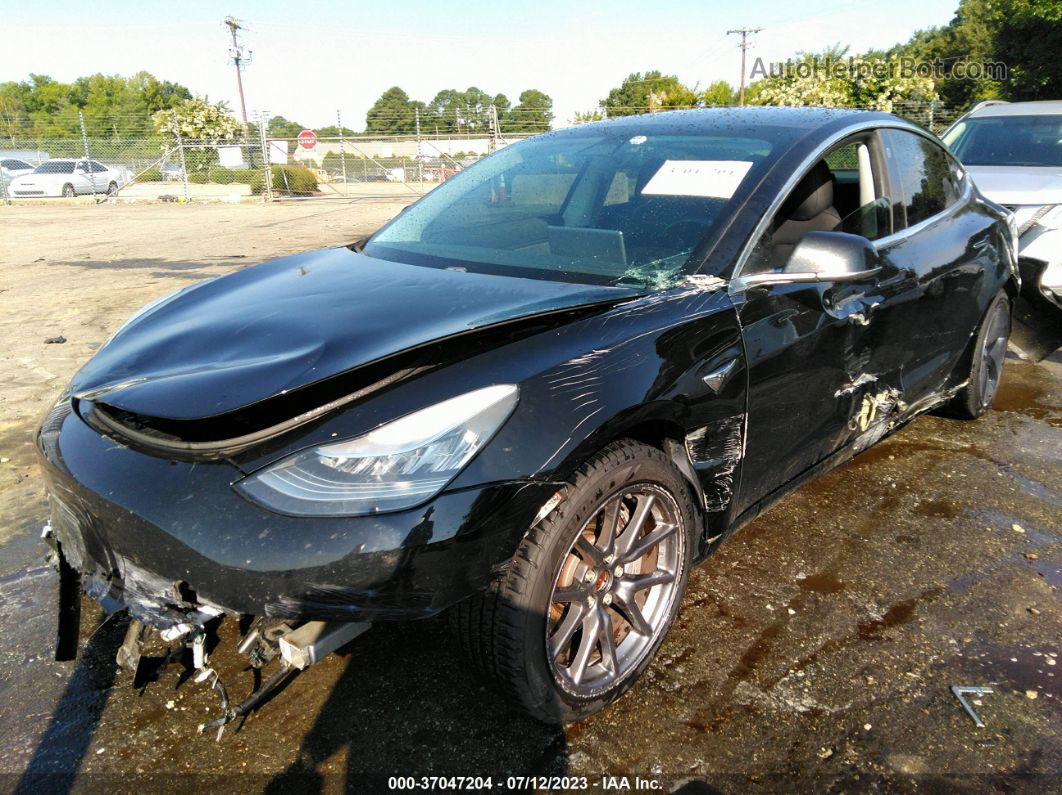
[[38, 108, 1017, 724]]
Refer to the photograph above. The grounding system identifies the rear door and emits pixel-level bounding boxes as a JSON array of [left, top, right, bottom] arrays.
[[91, 161, 113, 186], [73, 161, 94, 193], [876, 129, 990, 405]]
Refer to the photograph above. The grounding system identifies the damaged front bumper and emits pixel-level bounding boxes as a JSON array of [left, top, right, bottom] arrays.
[[37, 397, 559, 634]]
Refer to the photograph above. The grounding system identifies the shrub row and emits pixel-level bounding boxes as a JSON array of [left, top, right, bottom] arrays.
[[249, 165, 318, 196], [139, 167, 259, 185]]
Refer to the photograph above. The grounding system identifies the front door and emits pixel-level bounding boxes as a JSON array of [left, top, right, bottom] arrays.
[[730, 133, 906, 516]]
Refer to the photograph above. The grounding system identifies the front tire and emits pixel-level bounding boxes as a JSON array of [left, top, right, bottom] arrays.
[[947, 292, 1011, 419], [451, 439, 697, 723], [106, 181, 118, 195], [61, 183, 76, 198]]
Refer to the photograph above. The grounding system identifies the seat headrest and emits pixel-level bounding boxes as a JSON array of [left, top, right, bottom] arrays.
[[781, 161, 835, 221]]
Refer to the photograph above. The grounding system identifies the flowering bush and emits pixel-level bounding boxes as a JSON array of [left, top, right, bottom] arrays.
[[750, 55, 938, 110], [152, 98, 243, 143]]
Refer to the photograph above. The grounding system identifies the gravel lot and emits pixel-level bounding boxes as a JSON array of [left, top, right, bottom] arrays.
[[0, 202, 1058, 791]]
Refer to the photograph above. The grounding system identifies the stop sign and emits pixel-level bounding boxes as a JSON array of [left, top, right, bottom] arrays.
[[297, 130, 318, 149]]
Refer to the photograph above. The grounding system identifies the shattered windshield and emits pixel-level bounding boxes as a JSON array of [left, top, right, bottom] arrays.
[[365, 131, 775, 288]]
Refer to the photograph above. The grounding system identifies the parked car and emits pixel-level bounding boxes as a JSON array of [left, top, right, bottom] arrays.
[[1, 157, 35, 180], [0, 157, 35, 194], [9, 158, 128, 197], [160, 162, 186, 182], [942, 100, 1062, 329], [38, 109, 1016, 729]]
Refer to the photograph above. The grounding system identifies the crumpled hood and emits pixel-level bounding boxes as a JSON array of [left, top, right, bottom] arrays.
[[70, 247, 634, 421], [966, 165, 1062, 207]]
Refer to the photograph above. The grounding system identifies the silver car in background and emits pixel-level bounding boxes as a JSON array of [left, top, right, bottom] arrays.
[[944, 100, 1062, 358]]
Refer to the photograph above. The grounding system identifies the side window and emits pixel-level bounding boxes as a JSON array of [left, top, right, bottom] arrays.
[[91, 161, 108, 173], [484, 155, 578, 213], [603, 169, 637, 206], [883, 130, 961, 229], [742, 134, 890, 275]]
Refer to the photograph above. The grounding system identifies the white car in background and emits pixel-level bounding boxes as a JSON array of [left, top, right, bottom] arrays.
[[1, 157, 35, 180], [7, 158, 130, 198], [0, 157, 35, 194], [943, 101, 1062, 310]]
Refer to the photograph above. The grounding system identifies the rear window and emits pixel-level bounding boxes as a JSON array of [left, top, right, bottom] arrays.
[[34, 162, 76, 174], [2, 159, 31, 169], [944, 114, 1062, 167]]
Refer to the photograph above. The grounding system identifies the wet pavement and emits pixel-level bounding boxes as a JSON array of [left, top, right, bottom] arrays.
[[0, 206, 1058, 792], [0, 356, 1055, 792]]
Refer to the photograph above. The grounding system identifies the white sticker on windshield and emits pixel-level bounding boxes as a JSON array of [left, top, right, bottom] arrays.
[[641, 160, 753, 199]]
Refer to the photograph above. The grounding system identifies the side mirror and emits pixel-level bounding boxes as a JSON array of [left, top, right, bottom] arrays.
[[738, 231, 881, 287]]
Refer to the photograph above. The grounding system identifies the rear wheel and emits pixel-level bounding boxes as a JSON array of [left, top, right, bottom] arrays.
[[61, 183, 75, 198], [450, 439, 696, 723], [947, 292, 1011, 419]]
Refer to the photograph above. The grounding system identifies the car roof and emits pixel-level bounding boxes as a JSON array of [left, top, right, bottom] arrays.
[[967, 100, 1062, 118], [549, 106, 898, 138]]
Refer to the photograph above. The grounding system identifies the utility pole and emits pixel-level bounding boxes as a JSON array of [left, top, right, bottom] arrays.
[[415, 107, 421, 157], [487, 104, 498, 153], [415, 107, 422, 182], [337, 109, 347, 188], [727, 27, 763, 106], [225, 16, 251, 132]]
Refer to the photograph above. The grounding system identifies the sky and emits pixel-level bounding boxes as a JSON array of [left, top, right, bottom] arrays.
[[4, 0, 961, 130]]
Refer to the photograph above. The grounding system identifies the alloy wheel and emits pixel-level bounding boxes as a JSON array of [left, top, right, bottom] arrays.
[[547, 484, 683, 697], [978, 304, 1009, 408]]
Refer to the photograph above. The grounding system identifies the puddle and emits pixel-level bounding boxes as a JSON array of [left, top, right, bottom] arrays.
[[797, 572, 846, 594], [955, 632, 1061, 716], [856, 588, 941, 640], [912, 498, 962, 519], [992, 369, 1062, 428]]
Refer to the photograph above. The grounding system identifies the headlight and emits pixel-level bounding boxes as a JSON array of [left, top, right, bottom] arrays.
[[235, 384, 519, 517]]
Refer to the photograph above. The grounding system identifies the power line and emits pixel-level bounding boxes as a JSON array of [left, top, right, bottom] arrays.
[[727, 27, 763, 107]]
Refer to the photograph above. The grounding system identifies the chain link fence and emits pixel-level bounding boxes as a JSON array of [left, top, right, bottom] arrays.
[[1, 100, 969, 205], [0, 130, 531, 203]]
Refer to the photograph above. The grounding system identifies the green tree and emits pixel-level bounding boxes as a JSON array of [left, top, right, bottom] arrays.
[[571, 109, 605, 125], [366, 86, 418, 134], [702, 80, 736, 106], [316, 124, 356, 137], [267, 115, 305, 139], [985, 0, 1062, 101], [600, 71, 699, 117], [0, 71, 193, 143], [503, 89, 553, 132], [894, 0, 1002, 105]]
